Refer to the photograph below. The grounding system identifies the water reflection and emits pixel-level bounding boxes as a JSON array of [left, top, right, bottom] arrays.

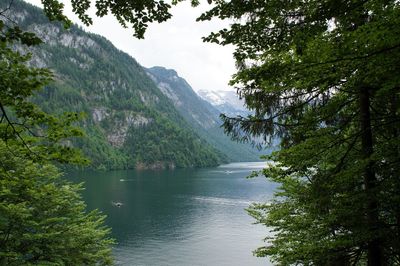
[[66, 162, 275, 266]]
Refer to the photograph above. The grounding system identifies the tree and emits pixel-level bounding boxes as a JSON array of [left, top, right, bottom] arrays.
[[3, 0, 399, 264], [195, 0, 400, 265], [0, 7, 113, 265], [0, 141, 113, 265], [0, 0, 208, 262]]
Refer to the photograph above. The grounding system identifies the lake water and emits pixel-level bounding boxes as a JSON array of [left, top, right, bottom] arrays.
[[67, 162, 276, 266]]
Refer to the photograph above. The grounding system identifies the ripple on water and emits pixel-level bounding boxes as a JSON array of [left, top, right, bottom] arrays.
[[67, 162, 274, 266]]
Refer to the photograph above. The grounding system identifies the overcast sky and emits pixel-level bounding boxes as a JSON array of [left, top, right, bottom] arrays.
[[24, 0, 236, 92]]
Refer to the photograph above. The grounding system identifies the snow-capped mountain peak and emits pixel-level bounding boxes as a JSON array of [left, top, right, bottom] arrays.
[[197, 90, 251, 117]]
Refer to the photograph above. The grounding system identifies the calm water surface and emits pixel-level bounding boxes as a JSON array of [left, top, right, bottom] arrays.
[[67, 162, 276, 266]]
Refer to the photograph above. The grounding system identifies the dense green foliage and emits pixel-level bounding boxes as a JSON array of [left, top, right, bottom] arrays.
[[197, 0, 400, 265], [0, 17, 113, 264], [3, 0, 226, 170], [125, 115, 224, 168], [5, 0, 399, 264], [0, 143, 113, 265]]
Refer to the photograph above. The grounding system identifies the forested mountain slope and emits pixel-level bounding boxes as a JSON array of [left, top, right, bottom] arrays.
[[5, 0, 227, 169], [146, 66, 262, 161]]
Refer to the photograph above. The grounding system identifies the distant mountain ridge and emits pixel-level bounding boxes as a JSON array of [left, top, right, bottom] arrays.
[[197, 90, 251, 117], [146, 67, 219, 130], [146, 66, 262, 162], [5, 0, 227, 169]]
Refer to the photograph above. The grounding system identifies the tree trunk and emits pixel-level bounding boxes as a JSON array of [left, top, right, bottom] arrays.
[[359, 87, 383, 266], [390, 91, 400, 262]]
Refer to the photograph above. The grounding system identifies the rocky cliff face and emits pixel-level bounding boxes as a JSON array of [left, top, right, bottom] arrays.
[[147, 66, 262, 162], [4, 0, 226, 169], [146, 67, 219, 129]]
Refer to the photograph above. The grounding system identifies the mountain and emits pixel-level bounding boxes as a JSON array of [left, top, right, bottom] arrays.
[[146, 67, 219, 130], [198, 89, 279, 153], [197, 90, 251, 117], [5, 0, 227, 170], [146, 67, 262, 162]]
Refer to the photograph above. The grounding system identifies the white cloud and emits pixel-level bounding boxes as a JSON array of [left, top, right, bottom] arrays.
[[24, 0, 236, 92]]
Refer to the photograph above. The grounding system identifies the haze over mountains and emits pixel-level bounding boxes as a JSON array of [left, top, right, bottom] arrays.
[[198, 90, 251, 117], [5, 0, 263, 169], [146, 66, 262, 162]]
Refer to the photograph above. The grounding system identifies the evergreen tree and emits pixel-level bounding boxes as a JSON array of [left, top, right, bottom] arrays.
[[196, 0, 400, 265], [0, 15, 113, 265], [4, 0, 399, 264]]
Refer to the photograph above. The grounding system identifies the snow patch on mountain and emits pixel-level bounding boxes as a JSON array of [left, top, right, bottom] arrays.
[[197, 90, 251, 116]]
